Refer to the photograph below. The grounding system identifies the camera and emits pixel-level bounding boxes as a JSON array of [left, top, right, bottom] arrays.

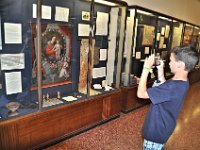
[[154, 54, 161, 66]]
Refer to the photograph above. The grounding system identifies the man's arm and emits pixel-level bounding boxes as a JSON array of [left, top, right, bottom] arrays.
[[137, 67, 150, 99], [137, 55, 154, 99]]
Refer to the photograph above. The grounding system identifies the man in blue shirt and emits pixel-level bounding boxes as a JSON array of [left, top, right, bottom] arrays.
[[137, 46, 199, 150]]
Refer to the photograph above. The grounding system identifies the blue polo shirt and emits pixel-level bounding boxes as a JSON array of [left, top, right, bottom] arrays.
[[142, 79, 189, 144]]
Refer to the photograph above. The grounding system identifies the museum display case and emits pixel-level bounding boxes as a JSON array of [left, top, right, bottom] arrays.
[[182, 24, 200, 83], [120, 6, 200, 112], [121, 6, 157, 112], [171, 20, 184, 49], [0, 0, 127, 149], [182, 23, 194, 46], [182, 24, 200, 55], [191, 26, 200, 52], [154, 15, 173, 74], [188, 26, 200, 83]]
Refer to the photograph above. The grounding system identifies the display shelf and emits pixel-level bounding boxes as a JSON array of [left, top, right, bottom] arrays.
[[0, 92, 88, 121]]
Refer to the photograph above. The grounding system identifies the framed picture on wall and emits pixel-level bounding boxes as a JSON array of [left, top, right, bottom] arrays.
[[31, 23, 72, 89]]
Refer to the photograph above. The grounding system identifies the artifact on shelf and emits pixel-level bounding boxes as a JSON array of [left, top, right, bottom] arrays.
[[93, 84, 102, 89], [104, 85, 113, 91], [6, 102, 21, 117]]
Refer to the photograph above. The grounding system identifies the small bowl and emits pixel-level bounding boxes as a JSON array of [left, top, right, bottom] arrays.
[[6, 102, 20, 117]]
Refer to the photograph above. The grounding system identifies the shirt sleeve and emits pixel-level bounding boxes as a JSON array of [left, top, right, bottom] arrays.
[[147, 82, 171, 105]]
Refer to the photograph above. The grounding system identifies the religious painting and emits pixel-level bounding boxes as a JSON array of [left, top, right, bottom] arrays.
[[31, 23, 72, 89]]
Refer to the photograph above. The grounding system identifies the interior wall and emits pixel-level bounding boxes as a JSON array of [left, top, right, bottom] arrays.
[[124, 0, 200, 26]]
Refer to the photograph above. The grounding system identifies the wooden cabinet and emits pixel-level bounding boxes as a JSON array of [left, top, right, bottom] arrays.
[[121, 86, 150, 113], [120, 81, 153, 113], [0, 90, 121, 150], [188, 69, 200, 84]]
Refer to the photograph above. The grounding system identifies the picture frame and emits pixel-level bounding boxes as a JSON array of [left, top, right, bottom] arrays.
[[31, 23, 72, 89]]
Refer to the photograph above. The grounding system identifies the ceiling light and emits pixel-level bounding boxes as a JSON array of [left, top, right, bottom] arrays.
[[86, 0, 117, 6], [137, 10, 154, 16], [158, 16, 172, 21]]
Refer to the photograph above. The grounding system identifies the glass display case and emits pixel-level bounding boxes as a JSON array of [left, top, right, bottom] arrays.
[[121, 7, 158, 112], [120, 6, 200, 112], [0, 0, 126, 120], [182, 23, 194, 46], [171, 20, 184, 49], [122, 7, 157, 87], [0, 0, 127, 149], [121, 6, 200, 89], [79, 0, 127, 96], [182, 24, 200, 69], [191, 26, 200, 52], [120, 6, 200, 113], [154, 15, 173, 74], [188, 26, 200, 83]]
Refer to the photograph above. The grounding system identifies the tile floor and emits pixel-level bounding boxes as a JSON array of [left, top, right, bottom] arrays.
[[45, 81, 200, 150]]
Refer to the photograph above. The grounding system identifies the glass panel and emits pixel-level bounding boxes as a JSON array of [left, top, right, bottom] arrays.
[[183, 24, 194, 46], [192, 26, 200, 67], [121, 9, 135, 86], [80, 1, 126, 96], [30, 0, 89, 111], [0, 0, 127, 121], [171, 20, 183, 49], [0, 0, 40, 120], [191, 26, 200, 50], [155, 16, 172, 74], [0, 0, 91, 120], [122, 8, 157, 86]]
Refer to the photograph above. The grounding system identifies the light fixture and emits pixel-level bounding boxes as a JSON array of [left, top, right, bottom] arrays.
[[158, 16, 172, 21], [137, 10, 154, 16], [186, 24, 193, 28], [86, 0, 117, 6]]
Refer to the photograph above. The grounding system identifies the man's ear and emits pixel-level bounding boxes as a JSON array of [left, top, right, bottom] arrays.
[[177, 61, 185, 69]]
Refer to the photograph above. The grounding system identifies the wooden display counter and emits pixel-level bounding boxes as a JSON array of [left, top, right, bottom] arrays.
[[120, 81, 153, 113], [0, 90, 121, 150], [188, 68, 200, 84]]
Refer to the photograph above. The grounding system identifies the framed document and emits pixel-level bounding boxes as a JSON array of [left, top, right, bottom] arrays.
[[142, 25, 155, 46]]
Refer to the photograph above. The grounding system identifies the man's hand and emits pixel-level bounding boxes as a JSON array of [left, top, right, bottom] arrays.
[[137, 54, 155, 99], [144, 54, 155, 69]]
